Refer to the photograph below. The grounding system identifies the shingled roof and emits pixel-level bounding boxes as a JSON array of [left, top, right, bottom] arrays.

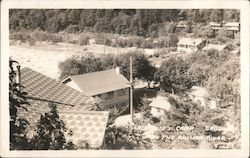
[[59, 110, 109, 148], [17, 67, 109, 148], [62, 68, 130, 96], [149, 96, 171, 111]]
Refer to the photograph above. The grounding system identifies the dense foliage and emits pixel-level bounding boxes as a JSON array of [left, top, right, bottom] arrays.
[[58, 53, 104, 79], [155, 57, 193, 94], [9, 59, 30, 150], [9, 9, 239, 37], [104, 125, 152, 149]]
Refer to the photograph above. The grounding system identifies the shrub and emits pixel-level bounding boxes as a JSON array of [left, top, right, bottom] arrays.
[[104, 125, 152, 150], [28, 37, 36, 46], [32, 30, 49, 43], [10, 31, 31, 43], [216, 29, 234, 43], [153, 49, 167, 57], [78, 34, 90, 45], [128, 36, 144, 48], [65, 24, 80, 33], [50, 34, 63, 44], [142, 39, 155, 48], [95, 33, 115, 45]]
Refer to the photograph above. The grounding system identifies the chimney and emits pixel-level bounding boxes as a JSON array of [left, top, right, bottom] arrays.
[[16, 65, 21, 91], [116, 67, 120, 74]]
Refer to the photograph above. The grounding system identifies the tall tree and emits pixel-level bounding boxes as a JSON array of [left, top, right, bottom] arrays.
[[116, 50, 157, 85], [58, 53, 103, 80], [9, 59, 30, 150], [155, 57, 193, 94]]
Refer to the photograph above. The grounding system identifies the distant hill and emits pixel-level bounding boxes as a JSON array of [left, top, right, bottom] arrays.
[[9, 9, 239, 37]]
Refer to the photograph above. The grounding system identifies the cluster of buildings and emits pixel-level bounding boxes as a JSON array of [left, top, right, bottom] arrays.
[[163, 21, 240, 54], [175, 20, 240, 34], [176, 38, 228, 54]]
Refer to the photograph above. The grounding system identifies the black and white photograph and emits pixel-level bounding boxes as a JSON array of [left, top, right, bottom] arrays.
[[1, 0, 249, 157]]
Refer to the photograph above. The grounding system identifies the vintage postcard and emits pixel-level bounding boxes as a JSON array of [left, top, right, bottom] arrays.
[[1, 0, 249, 157]]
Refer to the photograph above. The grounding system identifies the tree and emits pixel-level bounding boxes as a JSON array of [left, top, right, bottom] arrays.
[[30, 103, 75, 150], [9, 59, 30, 150], [210, 9, 223, 25], [58, 53, 103, 80], [27, 10, 46, 30], [58, 56, 82, 79], [191, 10, 203, 23], [101, 54, 116, 70], [116, 50, 157, 86], [158, 33, 179, 48], [45, 15, 61, 33], [155, 57, 193, 94]]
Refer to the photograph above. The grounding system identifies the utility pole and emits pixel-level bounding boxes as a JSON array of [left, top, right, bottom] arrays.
[[104, 41, 106, 55], [130, 56, 134, 123], [103, 34, 106, 55], [17, 65, 21, 92]]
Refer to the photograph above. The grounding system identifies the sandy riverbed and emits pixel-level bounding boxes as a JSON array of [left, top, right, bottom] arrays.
[[10, 42, 155, 80]]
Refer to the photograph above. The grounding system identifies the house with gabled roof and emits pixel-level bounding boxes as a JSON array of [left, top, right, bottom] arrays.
[[17, 67, 109, 149], [223, 22, 240, 34], [209, 22, 222, 31], [202, 44, 228, 53], [209, 21, 240, 36], [177, 38, 206, 53], [176, 20, 188, 32], [62, 67, 130, 110]]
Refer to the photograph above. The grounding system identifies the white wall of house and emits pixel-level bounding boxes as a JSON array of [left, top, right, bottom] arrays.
[[94, 88, 129, 108], [151, 107, 166, 118], [177, 44, 198, 53], [65, 80, 82, 92], [177, 41, 205, 53]]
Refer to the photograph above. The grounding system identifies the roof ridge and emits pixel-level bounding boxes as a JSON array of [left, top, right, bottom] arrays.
[[71, 68, 117, 78], [58, 110, 109, 114], [20, 66, 88, 98]]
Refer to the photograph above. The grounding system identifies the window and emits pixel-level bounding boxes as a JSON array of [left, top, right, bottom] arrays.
[[117, 89, 126, 97], [106, 91, 114, 99]]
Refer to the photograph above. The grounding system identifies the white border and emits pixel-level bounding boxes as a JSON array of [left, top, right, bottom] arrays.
[[1, 0, 249, 157]]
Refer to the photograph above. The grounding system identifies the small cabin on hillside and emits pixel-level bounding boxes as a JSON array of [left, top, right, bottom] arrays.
[[209, 21, 240, 36], [223, 22, 240, 34], [209, 22, 222, 31], [202, 44, 228, 53], [149, 96, 171, 118], [176, 21, 188, 32], [62, 67, 130, 110], [177, 38, 205, 53]]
